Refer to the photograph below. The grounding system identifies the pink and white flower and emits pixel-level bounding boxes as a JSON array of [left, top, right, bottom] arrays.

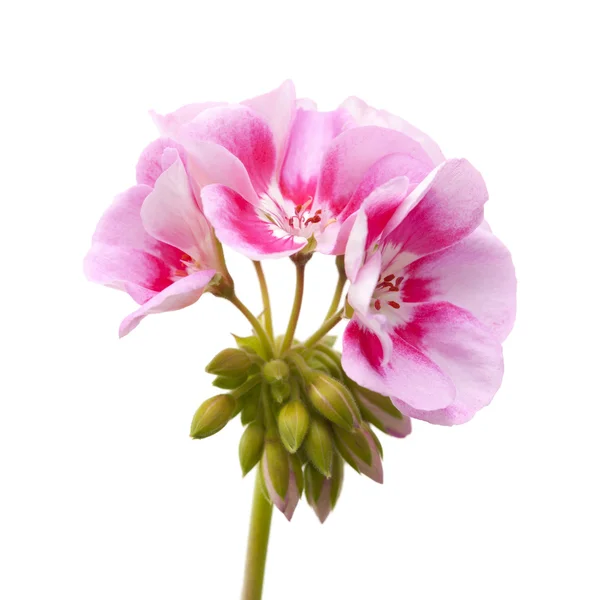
[[153, 81, 444, 259], [84, 138, 226, 337], [342, 159, 516, 425]]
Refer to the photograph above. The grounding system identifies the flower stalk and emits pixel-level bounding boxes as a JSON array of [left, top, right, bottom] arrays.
[[241, 472, 274, 600], [253, 261, 274, 343], [280, 261, 306, 354]]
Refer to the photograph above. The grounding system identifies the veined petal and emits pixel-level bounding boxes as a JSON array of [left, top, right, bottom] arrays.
[[316, 125, 434, 218], [179, 105, 276, 196], [402, 227, 516, 341], [119, 270, 216, 337], [391, 302, 504, 424], [87, 184, 181, 264], [243, 80, 296, 173], [343, 177, 409, 281], [201, 184, 306, 260], [347, 152, 431, 215], [150, 102, 225, 138], [279, 107, 350, 205], [347, 251, 382, 316], [84, 244, 172, 304], [344, 209, 368, 283], [342, 317, 455, 411], [383, 158, 487, 260], [340, 96, 445, 166], [140, 152, 217, 267], [136, 138, 187, 187]]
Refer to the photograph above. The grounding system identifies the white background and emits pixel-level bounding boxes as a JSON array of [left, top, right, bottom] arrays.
[[1, 1, 599, 598]]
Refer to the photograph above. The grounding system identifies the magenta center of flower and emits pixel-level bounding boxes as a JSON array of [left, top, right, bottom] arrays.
[[276, 198, 333, 239], [172, 252, 202, 281], [371, 272, 404, 315]]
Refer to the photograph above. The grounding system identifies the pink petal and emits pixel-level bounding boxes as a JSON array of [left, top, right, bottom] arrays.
[[344, 176, 409, 281], [347, 152, 431, 216], [201, 184, 306, 260], [150, 102, 225, 138], [84, 244, 172, 304], [344, 209, 368, 282], [279, 107, 350, 205], [342, 318, 455, 411], [384, 158, 487, 260], [84, 185, 181, 302], [402, 227, 516, 341], [243, 80, 296, 172], [340, 96, 445, 166], [136, 138, 186, 187], [316, 125, 434, 217], [140, 152, 217, 267], [347, 251, 382, 316], [119, 270, 216, 337], [177, 105, 276, 196], [391, 302, 504, 425]]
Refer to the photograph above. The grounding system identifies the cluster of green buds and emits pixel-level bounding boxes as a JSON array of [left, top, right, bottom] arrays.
[[190, 335, 411, 523]]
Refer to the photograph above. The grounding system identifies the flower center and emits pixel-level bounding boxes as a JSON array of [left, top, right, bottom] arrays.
[[371, 272, 404, 314], [278, 199, 334, 239], [172, 252, 202, 280]]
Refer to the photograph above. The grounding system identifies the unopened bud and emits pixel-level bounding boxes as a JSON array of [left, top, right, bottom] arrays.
[[206, 348, 252, 377], [212, 374, 247, 390], [261, 440, 290, 512], [238, 381, 261, 425], [239, 423, 265, 476], [190, 394, 236, 439], [263, 359, 290, 383], [352, 385, 412, 438], [333, 425, 383, 483], [277, 397, 310, 453], [305, 452, 344, 523], [284, 455, 303, 520], [304, 418, 334, 477], [270, 380, 291, 403], [261, 440, 301, 519], [307, 373, 361, 431]]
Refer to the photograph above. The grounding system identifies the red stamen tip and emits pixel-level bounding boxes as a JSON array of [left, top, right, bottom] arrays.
[[384, 274, 395, 282], [395, 277, 404, 286], [388, 301, 400, 309], [374, 299, 381, 310]]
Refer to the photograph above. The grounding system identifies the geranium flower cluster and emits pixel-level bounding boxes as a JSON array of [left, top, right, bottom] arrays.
[[85, 81, 516, 522]]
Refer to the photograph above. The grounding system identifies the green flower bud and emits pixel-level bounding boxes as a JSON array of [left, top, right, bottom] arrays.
[[239, 422, 265, 476], [333, 425, 383, 483], [304, 418, 334, 477], [212, 374, 247, 389], [305, 453, 344, 523], [261, 440, 290, 510], [206, 348, 252, 377], [263, 359, 290, 383], [277, 397, 310, 453], [190, 394, 236, 439], [307, 373, 361, 431], [270, 379, 291, 403]]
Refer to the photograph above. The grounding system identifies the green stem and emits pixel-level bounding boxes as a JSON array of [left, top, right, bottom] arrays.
[[253, 261, 274, 342], [303, 309, 344, 349], [229, 295, 274, 360], [280, 263, 305, 354], [241, 473, 273, 600], [324, 272, 347, 321]]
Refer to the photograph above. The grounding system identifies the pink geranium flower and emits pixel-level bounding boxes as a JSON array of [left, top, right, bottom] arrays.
[[84, 139, 227, 337], [152, 81, 444, 259], [342, 160, 516, 425]]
